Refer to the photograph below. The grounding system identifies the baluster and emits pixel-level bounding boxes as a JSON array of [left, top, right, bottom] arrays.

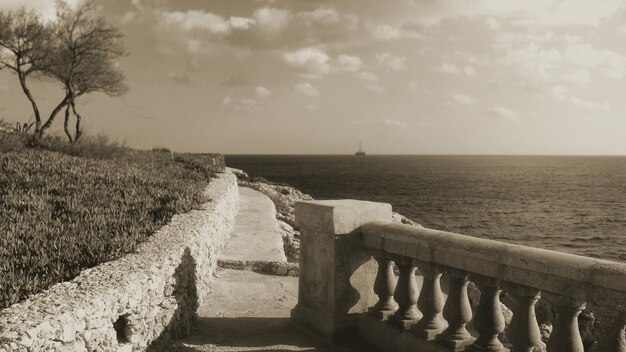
[[505, 283, 541, 352], [413, 261, 446, 340], [390, 258, 421, 329], [370, 256, 398, 320], [542, 293, 586, 352], [437, 269, 474, 351], [467, 277, 508, 352]]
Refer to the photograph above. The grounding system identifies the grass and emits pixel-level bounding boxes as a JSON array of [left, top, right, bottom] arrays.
[[0, 131, 224, 308]]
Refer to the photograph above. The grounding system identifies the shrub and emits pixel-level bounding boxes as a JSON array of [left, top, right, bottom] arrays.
[[0, 131, 27, 153], [0, 147, 223, 308], [37, 133, 128, 159], [152, 147, 171, 153]]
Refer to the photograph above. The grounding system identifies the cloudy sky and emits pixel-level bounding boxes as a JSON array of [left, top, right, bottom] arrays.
[[1, 0, 626, 154]]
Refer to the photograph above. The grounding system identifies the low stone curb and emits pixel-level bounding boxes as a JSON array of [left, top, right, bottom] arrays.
[[218, 259, 299, 277]]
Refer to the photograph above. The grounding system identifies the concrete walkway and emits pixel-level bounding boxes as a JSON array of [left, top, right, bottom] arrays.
[[171, 268, 330, 351], [171, 186, 377, 351], [219, 187, 287, 264]]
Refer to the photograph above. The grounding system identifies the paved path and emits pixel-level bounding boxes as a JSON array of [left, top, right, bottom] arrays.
[[171, 268, 331, 351], [171, 186, 377, 351], [220, 187, 287, 264]]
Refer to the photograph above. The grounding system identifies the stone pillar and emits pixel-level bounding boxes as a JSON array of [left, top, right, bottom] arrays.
[[542, 293, 586, 352], [370, 257, 398, 320], [437, 269, 474, 351], [390, 258, 421, 329], [467, 277, 508, 352], [506, 284, 541, 352], [413, 262, 446, 340], [291, 199, 392, 339]]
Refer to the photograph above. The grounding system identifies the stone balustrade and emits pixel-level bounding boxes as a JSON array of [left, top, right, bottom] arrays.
[[291, 199, 626, 352]]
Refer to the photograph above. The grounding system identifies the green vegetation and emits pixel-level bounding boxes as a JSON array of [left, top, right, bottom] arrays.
[[0, 132, 224, 308]]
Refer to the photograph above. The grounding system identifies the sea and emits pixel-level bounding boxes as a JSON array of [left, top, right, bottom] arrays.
[[225, 155, 626, 263]]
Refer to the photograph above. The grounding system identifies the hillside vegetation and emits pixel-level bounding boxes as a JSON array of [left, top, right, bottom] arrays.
[[0, 132, 223, 308]]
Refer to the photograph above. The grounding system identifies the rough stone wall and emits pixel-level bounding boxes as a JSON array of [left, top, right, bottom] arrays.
[[0, 173, 239, 352]]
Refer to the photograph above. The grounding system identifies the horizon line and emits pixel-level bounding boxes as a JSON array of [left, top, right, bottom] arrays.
[[224, 153, 626, 157]]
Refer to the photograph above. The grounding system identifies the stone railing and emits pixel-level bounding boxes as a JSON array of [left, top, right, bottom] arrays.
[[291, 199, 626, 352]]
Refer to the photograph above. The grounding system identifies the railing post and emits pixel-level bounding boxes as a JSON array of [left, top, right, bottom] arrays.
[[370, 256, 398, 320], [437, 269, 474, 351], [466, 277, 508, 352], [542, 293, 586, 352], [413, 261, 446, 340], [291, 199, 392, 339], [390, 257, 422, 329], [505, 283, 541, 352]]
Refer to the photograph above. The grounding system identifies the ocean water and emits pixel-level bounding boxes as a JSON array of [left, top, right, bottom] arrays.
[[226, 155, 626, 262]]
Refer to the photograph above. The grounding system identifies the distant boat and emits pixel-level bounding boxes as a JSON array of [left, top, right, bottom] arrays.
[[355, 141, 366, 156]]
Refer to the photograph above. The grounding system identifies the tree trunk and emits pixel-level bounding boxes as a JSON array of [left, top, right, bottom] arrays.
[[63, 105, 74, 143], [38, 94, 71, 140], [17, 72, 42, 138], [71, 100, 82, 143]]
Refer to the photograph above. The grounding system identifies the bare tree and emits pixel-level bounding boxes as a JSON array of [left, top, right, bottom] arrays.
[[0, 9, 68, 140], [0, 2, 127, 143], [49, 1, 127, 143]]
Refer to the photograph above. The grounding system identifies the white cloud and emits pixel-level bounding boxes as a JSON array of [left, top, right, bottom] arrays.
[[240, 99, 257, 106], [439, 63, 461, 74], [372, 23, 423, 41], [449, 93, 476, 105], [161, 10, 253, 35], [299, 8, 340, 25], [501, 43, 562, 85], [549, 86, 610, 110], [365, 84, 386, 93], [255, 86, 273, 98], [357, 72, 378, 82], [0, 0, 81, 21], [120, 11, 137, 25], [376, 52, 407, 71], [252, 8, 290, 33], [294, 82, 321, 97], [162, 11, 227, 34], [485, 18, 500, 30], [337, 54, 363, 72], [373, 25, 402, 40], [230, 16, 255, 30], [437, 62, 477, 77], [380, 119, 408, 129], [564, 44, 624, 80], [464, 66, 478, 77], [568, 96, 610, 110], [284, 48, 330, 76], [223, 97, 264, 113], [488, 106, 522, 123], [413, 0, 626, 28], [500, 41, 625, 87], [166, 71, 190, 84]]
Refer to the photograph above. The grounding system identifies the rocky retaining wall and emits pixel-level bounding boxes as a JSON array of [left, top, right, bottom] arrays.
[[0, 173, 239, 352]]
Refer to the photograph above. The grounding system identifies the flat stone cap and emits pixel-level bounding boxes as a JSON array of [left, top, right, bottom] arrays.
[[295, 199, 392, 234]]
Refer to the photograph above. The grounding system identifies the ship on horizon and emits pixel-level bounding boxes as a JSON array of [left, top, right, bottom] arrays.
[[355, 141, 366, 156]]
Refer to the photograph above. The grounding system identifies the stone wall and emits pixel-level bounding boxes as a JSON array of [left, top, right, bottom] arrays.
[[0, 172, 239, 352]]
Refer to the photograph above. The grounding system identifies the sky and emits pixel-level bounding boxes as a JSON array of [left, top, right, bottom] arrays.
[[1, 0, 626, 155]]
